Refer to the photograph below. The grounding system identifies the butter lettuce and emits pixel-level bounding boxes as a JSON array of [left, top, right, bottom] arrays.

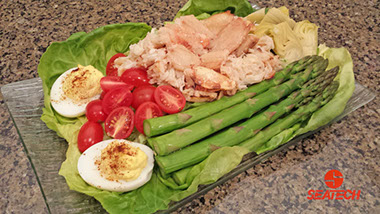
[[175, 0, 254, 19], [38, 0, 355, 213]]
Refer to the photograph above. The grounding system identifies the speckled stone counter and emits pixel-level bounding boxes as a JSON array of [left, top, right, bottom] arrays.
[[0, 0, 378, 213]]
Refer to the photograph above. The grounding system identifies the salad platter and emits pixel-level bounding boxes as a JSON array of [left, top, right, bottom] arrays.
[[1, 0, 376, 213]]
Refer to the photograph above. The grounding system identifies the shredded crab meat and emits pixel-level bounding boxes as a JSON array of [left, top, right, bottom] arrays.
[[115, 12, 283, 102]]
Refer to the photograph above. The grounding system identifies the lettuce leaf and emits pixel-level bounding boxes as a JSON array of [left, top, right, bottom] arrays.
[[175, 0, 254, 19]]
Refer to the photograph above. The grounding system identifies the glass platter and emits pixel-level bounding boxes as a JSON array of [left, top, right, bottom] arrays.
[[1, 77, 375, 213]]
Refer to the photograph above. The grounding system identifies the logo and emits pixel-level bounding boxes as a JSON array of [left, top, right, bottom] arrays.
[[324, 169, 344, 188], [307, 170, 361, 200]]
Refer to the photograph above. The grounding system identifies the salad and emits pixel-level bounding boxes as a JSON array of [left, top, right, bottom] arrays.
[[38, 0, 355, 213]]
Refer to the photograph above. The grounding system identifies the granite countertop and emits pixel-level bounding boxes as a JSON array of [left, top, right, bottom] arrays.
[[0, 0, 378, 213]]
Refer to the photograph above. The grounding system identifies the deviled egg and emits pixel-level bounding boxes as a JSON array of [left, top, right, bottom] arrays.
[[50, 65, 104, 117], [77, 139, 154, 192]]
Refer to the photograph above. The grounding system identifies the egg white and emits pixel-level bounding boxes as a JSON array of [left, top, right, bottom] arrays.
[[50, 67, 101, 118], [77, 139, 155, 192]]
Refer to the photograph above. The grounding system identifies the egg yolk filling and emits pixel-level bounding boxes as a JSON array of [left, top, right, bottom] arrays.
[[61, 64, 103, 104], [96, 141, 148, 182]]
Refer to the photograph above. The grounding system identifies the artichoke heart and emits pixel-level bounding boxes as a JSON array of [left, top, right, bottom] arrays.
[[261, 8, 296, 28], [271, 22, 304, 63], [293, 20, 319, 56], [245, 8, 266, 24], [245, 6, 319, 64]]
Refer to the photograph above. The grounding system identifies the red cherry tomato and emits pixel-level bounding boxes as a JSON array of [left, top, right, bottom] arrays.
[[131, 85, 156, 109], [102, 87, 133, 115], [77, 121, 104, 153], [100, 91, 106, 100], [105, 107, 134, 139], [120, 67, 150, 87], [86, 100, 107, 122], [135, 102, 163, 134], [100, 76, 134, 92], [106, 53, 126, 76], [154, 85, 186, 114]]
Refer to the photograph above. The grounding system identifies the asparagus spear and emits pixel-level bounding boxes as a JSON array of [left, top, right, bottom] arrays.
[[240, 80, 340, 152], [170, 69, 340, 183], [144, 56, 323, 137], [149, 59, 328, 156], [155, 67, 338, 174]]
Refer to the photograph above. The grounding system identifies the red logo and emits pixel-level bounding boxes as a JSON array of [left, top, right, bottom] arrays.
[[324, 170, 344, 188], [307, 169, 361, 200]]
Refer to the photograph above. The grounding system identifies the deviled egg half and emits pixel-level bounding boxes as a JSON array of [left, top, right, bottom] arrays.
[[50, 65, 104, 118], [77, 139, 155, 192]]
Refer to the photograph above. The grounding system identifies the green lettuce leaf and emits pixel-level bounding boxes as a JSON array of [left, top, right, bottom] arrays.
[[175, 0, 254, 19]]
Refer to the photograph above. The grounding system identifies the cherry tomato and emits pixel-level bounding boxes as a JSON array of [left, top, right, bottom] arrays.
[[154, 85, 186, 114], [106, 53, 126, 76], [102, 87, 133, 115], [100, 91, 106, 100], [100, 76, 134, 92], [86, 100, 107, 122], [120, 67, 150, 87], [131, 85, 156, 109], [135, 102, 163, 134], [77, 121, 104, 153], [105, 107, 134, 139]]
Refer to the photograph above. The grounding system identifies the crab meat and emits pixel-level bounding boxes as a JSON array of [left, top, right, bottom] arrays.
[[167, 44, 200, 71], [182, 88, 218, 102], [159, 16, 212, 55], [202, 11, 235, 35], [200, 50, 229, 70], [193, 66, 236, 90], [115, 13, 283, 103], [208, 17, 253, 54], [174, 15, 214, 38], [234, 34, 260, 57]]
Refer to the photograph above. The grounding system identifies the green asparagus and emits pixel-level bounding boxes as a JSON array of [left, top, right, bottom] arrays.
[[240, 80, 340, 152], [155, 66, 338, 174], [149, 59, 328, 156], [144, 56, 323, 137]]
